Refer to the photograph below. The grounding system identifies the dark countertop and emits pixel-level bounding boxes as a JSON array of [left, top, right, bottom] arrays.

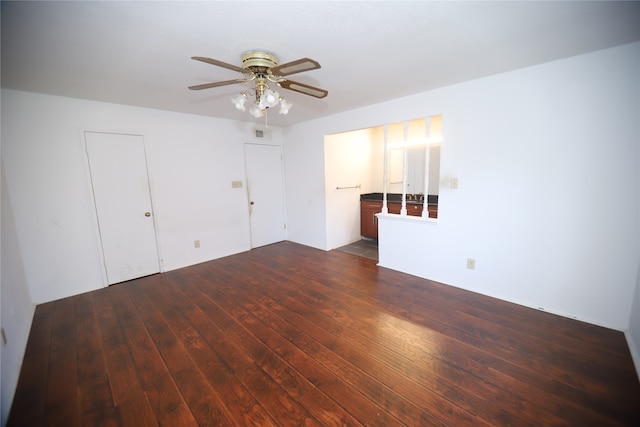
[[360, 192, 438, 206]]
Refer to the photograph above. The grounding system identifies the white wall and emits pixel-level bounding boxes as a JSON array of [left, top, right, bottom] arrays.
[[2, 89, 282, 304], [629, 265, 640, 377], [1, 165, 35, 426], [628, 64, 640, 373], [324, 128, 376, 249], [282, 124, 328, 250], [285, 42, 640, 334], [1, 89, 286, 423]]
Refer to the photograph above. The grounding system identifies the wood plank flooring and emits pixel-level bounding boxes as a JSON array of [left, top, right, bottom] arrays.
[[8, 241, 640, 426]]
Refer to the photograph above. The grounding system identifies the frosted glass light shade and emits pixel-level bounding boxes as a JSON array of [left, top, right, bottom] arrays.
[[231, 94, 247, 111]]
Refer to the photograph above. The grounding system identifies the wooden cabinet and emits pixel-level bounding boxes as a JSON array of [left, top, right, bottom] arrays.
[[406, 203, 423, 217], [388, 202, 423, 216], [360, 200, 437, 238], [387, 202, 401, 215], [360, 201, 382, 239]]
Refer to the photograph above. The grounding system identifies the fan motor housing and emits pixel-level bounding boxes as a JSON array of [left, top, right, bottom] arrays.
[[242, 51, 278, 69]]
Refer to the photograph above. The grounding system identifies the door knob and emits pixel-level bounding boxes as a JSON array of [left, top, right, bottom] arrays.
[[250, 201, 255, 205], [145, 212, 151, 217]]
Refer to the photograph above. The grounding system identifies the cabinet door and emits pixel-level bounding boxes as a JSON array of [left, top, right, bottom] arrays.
[[388, 202, 402, 215], [360, 201, 381, 238], [388, 202, 424, 217], [407, 204, 423, 217]]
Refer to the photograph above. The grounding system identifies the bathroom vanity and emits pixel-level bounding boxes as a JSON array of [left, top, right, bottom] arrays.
[[360, 193, 437, 239]]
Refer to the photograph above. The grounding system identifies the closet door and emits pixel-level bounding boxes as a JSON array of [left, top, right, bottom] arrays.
[[245, 143, 286, 248], [85, 131, 160, 284]]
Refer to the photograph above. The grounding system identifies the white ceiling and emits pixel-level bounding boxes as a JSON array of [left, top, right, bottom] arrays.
[[2, 1, 640, 127]]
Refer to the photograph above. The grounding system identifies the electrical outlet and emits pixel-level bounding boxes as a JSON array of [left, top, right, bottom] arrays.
[[466, 258, 476, 270], [194, 240, 200, 248]]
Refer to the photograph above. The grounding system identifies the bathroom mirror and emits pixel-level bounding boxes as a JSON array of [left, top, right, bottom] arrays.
[[382, 115, 442, 198]]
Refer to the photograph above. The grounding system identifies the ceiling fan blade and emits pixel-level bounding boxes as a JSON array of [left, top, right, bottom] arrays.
[[188, 79, 244, 90], [279, 80, 328, 98], [191, 56, 245, 73], [270, 58, 321, 76]]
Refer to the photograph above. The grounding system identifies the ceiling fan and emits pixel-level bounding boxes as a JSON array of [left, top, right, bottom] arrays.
[[189, 51, 328, 118]]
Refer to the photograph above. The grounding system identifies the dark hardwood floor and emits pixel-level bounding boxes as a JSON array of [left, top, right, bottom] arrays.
[[8, 241, 640, 426]]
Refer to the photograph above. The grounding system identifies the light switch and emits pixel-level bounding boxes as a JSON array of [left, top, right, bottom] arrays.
[[467, 258, 476, 270], [451, 178, 459, 189], [231, 180, 243, 189]]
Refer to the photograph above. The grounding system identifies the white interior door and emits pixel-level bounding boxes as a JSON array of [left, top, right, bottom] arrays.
[[85, 131, 160, 284], [245, 143, 286, 248]]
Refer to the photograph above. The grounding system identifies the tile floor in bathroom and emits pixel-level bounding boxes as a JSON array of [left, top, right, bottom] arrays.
[[335, 238, 378, 261]]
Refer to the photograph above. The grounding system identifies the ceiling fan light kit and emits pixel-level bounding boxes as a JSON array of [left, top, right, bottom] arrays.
[[189, 50, 327, 124]]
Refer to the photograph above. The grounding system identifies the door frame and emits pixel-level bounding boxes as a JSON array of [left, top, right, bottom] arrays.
[[81, 129, 164, 286]]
